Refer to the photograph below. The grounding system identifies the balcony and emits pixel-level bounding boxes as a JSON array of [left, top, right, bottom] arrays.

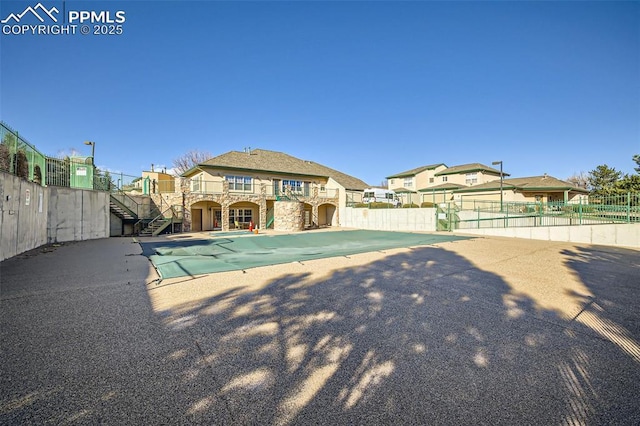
[[188, 179, 339, 201]]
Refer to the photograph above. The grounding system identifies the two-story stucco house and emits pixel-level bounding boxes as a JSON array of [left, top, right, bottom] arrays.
[[386, 163, 447, 194], [385, 161, 586, 207], [179, 149, 369, 232], [387, 162, 507, 205]]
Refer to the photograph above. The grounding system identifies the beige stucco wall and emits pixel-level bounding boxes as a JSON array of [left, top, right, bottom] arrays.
[[436, 171, 500, 187], [191, 169, 332, 197], [414, 165, 448, 190]]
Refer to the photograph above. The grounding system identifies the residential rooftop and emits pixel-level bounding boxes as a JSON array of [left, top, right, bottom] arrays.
[[386, 163, 446, 179], [186, 148, 369, 190]]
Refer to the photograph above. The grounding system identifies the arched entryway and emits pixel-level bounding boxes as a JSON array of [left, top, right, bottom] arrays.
[[229, 201, 260, 229], [190, 200, 222, 232], [318, 203, 337, 227], [303, 202, 313, 228]]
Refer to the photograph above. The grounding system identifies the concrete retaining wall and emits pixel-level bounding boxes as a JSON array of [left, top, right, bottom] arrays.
[[343, 207, 437, 232], [47, 186, 110, 243], [454, 224, 640, 248], [1, 172, 110, 261], [0, 173, 49, 261]]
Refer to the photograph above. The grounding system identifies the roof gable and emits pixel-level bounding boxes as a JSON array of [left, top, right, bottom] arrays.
[[386, 163, 446, 179], [435, 163, 508, 176]]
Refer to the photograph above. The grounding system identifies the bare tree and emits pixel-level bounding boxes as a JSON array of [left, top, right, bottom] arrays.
[[172, 149, 212, 175], [566, 171, 589, 189]]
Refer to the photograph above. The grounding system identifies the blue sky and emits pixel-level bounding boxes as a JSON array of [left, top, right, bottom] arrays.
[[1, 0, 638, 185]]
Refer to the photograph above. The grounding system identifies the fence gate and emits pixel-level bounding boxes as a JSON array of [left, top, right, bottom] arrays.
[[436, 203, 459, 231]]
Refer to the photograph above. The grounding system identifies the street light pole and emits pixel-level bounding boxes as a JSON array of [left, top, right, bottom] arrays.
[[492, 160, 503, 212], [84, 141, 95, 165]]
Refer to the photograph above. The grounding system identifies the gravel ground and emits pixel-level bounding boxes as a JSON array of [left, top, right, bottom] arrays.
[[1, 232, 639, 425]]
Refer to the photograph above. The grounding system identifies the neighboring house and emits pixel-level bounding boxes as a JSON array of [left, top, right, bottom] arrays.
[[177, 148, 368, 232], [387, 163, 447, 193], [453, 174, 589, 207], [386, 164, 447, 204], [127, 167, 175, 195], [387, 162, 507, 205]]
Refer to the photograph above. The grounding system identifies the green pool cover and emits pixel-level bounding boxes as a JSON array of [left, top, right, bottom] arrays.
[[140, 230, 469, 279]]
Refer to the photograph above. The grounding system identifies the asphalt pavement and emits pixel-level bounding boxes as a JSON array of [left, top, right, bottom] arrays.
[[1, 234, 639, 425]]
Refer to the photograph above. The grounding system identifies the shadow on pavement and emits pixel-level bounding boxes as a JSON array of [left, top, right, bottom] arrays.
[[154, 244, 640, 424], [2, 239, 639, 424]]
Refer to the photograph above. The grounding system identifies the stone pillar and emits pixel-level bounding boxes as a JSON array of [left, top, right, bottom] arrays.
[[312, 205, 319, 228], [259, 184, 267, 229], [221, 180, 230, 231], [274, 201, 304, 232]]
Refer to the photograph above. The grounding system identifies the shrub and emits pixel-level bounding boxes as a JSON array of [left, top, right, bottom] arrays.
[[402, 203, 419, 208], [421, 202, 436, 208]]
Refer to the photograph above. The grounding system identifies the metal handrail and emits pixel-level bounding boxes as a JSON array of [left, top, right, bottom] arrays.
[[111, 188, 142, 218]]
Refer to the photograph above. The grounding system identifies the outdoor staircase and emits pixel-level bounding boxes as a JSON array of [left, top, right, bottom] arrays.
[[139, 218, 172, 237], [109, 195, 137, 220], [266, 207, 274, 229]]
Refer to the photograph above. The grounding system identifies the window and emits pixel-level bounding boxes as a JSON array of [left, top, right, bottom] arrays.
[[465, 173, 478, 185], [282, 179, 302, 193], [390, 179, 395, 184], [226, 175, 252, 192], [404, 177, 413, 188], [191, 175, 201, 192], [229, 208, 253, 224], [442, 176, 448, 182], [429, 178, 434, 183]]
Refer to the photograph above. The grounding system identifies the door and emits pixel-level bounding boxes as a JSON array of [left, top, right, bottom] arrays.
[[273, 179, 280, 197], [192, 208, 202, 232]]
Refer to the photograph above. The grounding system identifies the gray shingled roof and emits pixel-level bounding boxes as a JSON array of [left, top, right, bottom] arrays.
[[435, 163, 508, 176], [418, 183, 467, 191], [186, 149, 369, 190], [386, 163, 446, 179], [393, 187, 418, 193], [453, 175, 588, 193]]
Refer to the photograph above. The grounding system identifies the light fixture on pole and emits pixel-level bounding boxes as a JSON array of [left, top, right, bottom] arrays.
[[84, 141, 95, 165], [492, 160, 503, 212]]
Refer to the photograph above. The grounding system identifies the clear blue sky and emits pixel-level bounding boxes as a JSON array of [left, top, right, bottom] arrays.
[[2, 0, 639, 185]]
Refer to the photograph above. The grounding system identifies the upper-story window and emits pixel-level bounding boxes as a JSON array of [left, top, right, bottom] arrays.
[[226, 175, 252, 191], [429, 177, 434, 183], [191, 174, 202, 192], [282, 179, 302, 193], [404, 177, 413, 188], [442, 176, 448, 182], [465, 173, 478, 185]]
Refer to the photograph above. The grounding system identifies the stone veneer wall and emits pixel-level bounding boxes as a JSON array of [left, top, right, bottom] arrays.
[[274, 201, 304, 232]]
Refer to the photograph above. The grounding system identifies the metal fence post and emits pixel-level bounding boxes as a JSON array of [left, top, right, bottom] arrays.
[[579, 198, 583, 225], [627, 192, 631, 223]]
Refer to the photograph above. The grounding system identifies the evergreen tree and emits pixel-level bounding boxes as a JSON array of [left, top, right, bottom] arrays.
[[587, 165, 622, 195]]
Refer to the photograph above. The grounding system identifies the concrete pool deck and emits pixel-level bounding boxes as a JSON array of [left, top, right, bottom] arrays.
[[1, 232, 639, 424]]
